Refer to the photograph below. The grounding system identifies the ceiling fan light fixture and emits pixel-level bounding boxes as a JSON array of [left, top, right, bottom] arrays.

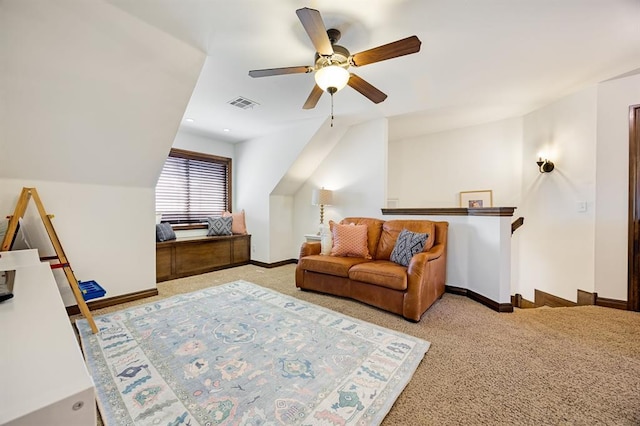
[[315, 65, 350, 93]]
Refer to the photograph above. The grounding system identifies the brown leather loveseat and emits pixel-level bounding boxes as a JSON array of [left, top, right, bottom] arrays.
[[296, 217, 448, 321]]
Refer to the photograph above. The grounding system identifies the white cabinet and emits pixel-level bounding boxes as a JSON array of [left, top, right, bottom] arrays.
[[0, 250, 96, 426]]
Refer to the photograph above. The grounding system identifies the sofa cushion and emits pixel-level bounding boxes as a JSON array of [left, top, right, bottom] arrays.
[[299, 255, 371, 278], [330, 221, 372, 259], [390, 229, 429, 267], [340, 217, 384, 259], [376, 220, 436, 260], [348, 260, 408, 291]]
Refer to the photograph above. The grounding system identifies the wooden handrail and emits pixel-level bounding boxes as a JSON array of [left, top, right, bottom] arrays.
[[381, 207, 517, 217], [511, 216, 524, 234]]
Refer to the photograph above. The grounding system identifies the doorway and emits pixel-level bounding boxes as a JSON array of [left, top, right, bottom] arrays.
[[628, 104, 640, 311]]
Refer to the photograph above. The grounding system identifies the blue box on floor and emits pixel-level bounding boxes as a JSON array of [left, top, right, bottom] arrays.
[[78, 280, 106, 301]]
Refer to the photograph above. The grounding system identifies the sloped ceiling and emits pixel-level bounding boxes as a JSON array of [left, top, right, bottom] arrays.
[[0, 0, 205, 187], [106, 0, 640, 143]]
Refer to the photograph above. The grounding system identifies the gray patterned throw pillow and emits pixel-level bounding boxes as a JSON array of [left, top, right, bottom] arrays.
[[207, 216, 232, 236], [155, 222, 176, 242], [390, 228, 429, 267]]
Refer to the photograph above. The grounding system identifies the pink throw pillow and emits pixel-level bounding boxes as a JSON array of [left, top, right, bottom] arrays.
[[330, 221, 371, 259], [221, 209, 247, 234]]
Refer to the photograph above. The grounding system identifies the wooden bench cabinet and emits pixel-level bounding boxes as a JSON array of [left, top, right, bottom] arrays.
[[156, 234, 251, 282]]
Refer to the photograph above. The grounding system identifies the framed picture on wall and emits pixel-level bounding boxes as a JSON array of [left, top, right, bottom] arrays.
[[459, 190, 493, 208]]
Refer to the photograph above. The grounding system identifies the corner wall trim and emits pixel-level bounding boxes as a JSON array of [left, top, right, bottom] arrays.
[[250, 259, 297, 268], [446, 285, 513, 312], [66, 288, 159, 316]]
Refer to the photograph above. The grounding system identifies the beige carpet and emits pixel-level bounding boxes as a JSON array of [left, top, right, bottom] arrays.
[[79, 264, 640, 425]]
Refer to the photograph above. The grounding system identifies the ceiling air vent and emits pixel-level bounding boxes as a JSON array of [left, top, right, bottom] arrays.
[[228, 96, 260, 110]]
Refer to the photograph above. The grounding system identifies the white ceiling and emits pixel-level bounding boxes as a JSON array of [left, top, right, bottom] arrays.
[[107, 0, 640, 143]]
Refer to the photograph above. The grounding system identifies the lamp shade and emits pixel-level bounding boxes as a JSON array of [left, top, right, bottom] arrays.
[[314, 65, 350, 92], [312, 188, 333, 206]]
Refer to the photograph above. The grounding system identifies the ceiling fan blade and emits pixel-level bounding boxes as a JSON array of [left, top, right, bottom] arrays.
[[302, 84, 324, 110], [350, 35, 421, 67], [249, 66, 313, 78], [296, 7, 333, 56], [348, 74, 387, 104]]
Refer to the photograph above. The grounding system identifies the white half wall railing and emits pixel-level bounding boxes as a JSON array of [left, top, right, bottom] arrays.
[[381, 207, 517, 312]]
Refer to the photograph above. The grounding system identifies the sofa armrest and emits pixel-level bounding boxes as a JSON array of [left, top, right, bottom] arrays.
[[299, 241, 321, 258], [423, 242, 445, 261], [407, 243, 444, 274], [403, 243, 447, 320]]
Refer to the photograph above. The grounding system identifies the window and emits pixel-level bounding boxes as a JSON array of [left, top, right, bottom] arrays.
[[155, 148, 231, 227]]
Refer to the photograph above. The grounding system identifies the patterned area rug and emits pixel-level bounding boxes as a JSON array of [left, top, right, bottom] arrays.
[[76, 280, 430, 425]]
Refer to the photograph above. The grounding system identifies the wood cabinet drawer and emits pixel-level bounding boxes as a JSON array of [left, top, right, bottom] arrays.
[[156, 235, 251, 282], [175, 240, 231, 275], [232, 237, 250, 263], [156, 246, 173, 281]]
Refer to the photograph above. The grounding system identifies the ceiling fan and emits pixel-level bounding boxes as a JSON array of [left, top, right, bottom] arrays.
[[248, 7, 422, 110]]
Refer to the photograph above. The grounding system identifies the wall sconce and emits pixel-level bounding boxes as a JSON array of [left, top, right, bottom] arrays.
[[312, 187, 333, 228], [536, 157, 555, 173]]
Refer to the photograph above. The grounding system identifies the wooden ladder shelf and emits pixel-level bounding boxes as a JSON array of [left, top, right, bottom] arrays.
[[1, 187, 98, 333]]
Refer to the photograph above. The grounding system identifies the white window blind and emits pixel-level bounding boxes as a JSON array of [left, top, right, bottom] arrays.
[[155, 149, 230, 225]]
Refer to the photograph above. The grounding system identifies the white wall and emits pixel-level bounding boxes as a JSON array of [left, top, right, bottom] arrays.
[[383, 117, 520, 303], [235, 119, 325, 262], [0, 179, 156, 306], [517, 87, 598, 302], [388, 117, 523, 207], [0, 0, 205, 187], [0, 0, 205, 306], [173, 130, 235, 160], [595, 72, 640, 300], [269, 195, 294, 261], [386, 94, 600, 304], [293, 118, 389, 257]]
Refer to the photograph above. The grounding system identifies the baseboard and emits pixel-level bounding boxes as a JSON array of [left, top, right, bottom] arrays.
[[250, 259, 297, 268], [66, 288, 159, 316], [445, 285, 513, 312], [577, 289, 597, 305], [511, 293, 536, 309], [445, 285, 468, 296], [596, 297, 628, 310], [519, 288, 629, 311], [534, 289, 576, 308]]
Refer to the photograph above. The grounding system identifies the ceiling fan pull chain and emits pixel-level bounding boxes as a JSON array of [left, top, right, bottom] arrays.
[[330, 92, 334, 127]]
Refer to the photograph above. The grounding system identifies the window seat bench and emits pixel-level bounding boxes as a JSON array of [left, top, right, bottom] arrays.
[[156, 234, 251, 282]]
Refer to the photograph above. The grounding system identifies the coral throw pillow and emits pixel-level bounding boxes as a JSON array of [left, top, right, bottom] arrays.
[[221, 209, 248, 234], [330, 221, 371, 259]]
